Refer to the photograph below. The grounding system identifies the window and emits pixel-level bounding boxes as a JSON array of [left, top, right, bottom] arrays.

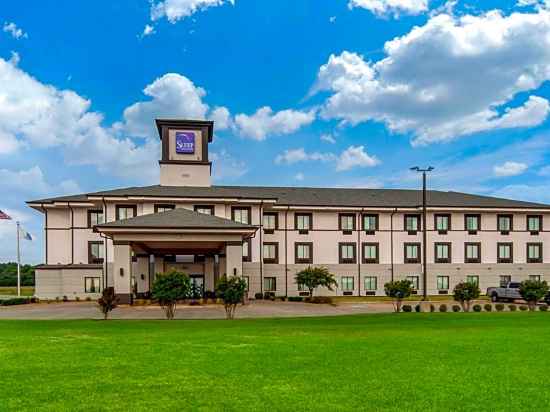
[[339, 243, 357, 264], [263, 242, 278, 264], [404, 214, 420, 232], [242, 276, 249, 291], [529, 275, 542, 282], [194, 205, 214, 215], [497, 242, 513, 263], [232, 207, 251, 224], [341, 276, 354, 291], [434, 214, 450, 232], [88, 241, 104, 264], [155, 204, 175, 213], [500, 275, 511, 287], [242, 240, 251, 262], [362, 243, 379, 264], [434, 243, 451, 263], [364, 276, 377, 291], [295, 242, 313, 264], [339, 213, 356, 231], [465, 214, 480, 232], [407, 276, 419, 290], [362, 214, 378, 232], [264, 277, 276, 292], [527, 243, 542, 263], [437, 276, 449, 290], [263, 212, 278, 230], [85, 277, 101, 293], [116, 205, 136, 221], [497, 214, 512, 232], [466, 275, 479, 286], [527, 215, 542, 232], [87, 209, 104, 227], [404, 243, 421, 264], [295, 213, 312, 231], [464, 242, 481, 263]]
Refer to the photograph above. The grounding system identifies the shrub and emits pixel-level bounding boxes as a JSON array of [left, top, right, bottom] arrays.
[[264, 292, 275, 301], [495, 303, 505, 312], [402, 304, 413, 312], [484, 304, 492, 312], [151, 270, 192, 320], [384, 280, 414, 312], [254, 292, 263, 300], [473, 304, 482, 312], [203, 290, 216, 302], [452, 305, 461, 312], [519, 305, 528, 311], [415, 304, 421, 312], [539, 304, 548, 312], [430, 304, 435, 312], [288, 296, 304, 302], [279, 296, 287, 302], [439, 304, 448, 313], [216, 276, 248, 320], [55, 296, 60, 302], [508, 304, 517, 312], [295, 266, 337, 298], [519, 280, 549, 311], [85, 296, 92, 302], [0, 297, 30, 306], [453, 281, 481, 312], [75, 296, 80, 302], [97, 287, 118, 320], [62, 295, 68, 302], [309, 296, 333, 304]]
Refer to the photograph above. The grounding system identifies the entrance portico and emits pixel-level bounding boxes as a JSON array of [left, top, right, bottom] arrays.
[[94, 208, 257, 303]]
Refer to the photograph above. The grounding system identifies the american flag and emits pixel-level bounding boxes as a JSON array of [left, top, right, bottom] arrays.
[[0, 209, 11, 220]]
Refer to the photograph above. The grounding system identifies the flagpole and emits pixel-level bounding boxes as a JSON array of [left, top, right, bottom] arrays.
[[16, 221, 21, 297]]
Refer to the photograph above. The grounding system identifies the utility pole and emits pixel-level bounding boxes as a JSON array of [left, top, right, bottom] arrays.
[[16, 221, 21, 297], [410, 167, 434, 301]]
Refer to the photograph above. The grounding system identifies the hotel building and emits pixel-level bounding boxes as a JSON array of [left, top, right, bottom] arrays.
[[27, 119, 550, 303]]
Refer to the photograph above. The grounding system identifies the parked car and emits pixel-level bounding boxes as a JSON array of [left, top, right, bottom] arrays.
[[487, 282, 522, 302]]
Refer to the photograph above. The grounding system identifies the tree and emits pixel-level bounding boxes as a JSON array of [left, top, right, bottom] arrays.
[[453, 281, 480, 312], [97, 287, 118, 320], [151, 270, 192, 320], [384, 280, 413, 313], [519, 279, 549, 311], [294, 266, 337, 299], [215, 276, 248, 319]]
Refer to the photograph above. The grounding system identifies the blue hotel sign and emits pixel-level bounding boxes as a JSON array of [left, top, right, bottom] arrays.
[[175, 131, 195, 154]]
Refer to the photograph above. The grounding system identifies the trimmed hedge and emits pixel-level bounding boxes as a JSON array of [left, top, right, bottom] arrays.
[[0, 297, 31, 306], [288, 296, 304, 302], [306, 296, 333, 304], [484, 304, 493, 312], [439, 304, 447, 313], [508, 304, 517, 312], [539, 305, 548, 312], [402, 305, 412, 312], [473, 304, 482, 312], [452, 305, 461, 313], [495, 303, 505, 312], [519, 305, 528, 311]]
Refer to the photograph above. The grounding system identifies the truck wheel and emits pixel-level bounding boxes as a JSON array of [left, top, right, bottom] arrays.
[[491, 293, 499, 303]]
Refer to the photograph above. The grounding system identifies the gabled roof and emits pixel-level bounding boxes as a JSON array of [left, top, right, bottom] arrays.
[[28, 184, 550, 209], [94, 207, 256, 230]]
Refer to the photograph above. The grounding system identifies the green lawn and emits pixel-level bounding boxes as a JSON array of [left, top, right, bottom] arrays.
[[0, 286, 34, 296], [2, 314, 549, 411]]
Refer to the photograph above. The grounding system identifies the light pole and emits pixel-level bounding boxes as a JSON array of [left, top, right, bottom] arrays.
[[410, 166, 434, 301]]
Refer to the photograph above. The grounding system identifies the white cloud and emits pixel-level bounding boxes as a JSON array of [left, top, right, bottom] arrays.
[[314, 9, 550, 145], [336, 145, 380, 171], [209, 106, 232, 130], [142, 24, 156, 37], [151, 0, 235, 23], [275, 148, 335, 165], [320, 133, 336, 143], [348, 0, 429, 17], [3, 22, 27, 39], [493, 161, 528, 177], [0, 166, 80, 196], [233, 106, 316, 140], [294, 172, 305, 181], [329, 16, 337, 23], [210, 150, 247, 181]]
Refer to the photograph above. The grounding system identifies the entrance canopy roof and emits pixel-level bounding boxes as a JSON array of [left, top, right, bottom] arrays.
[[94, 208, 257, 238]]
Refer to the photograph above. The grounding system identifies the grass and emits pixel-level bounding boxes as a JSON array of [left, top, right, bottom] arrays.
[[1, 313, 549, 411], [0, 286, 34, 296]]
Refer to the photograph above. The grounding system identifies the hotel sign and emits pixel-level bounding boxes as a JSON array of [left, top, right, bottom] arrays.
[[175, 131, 195, 154]]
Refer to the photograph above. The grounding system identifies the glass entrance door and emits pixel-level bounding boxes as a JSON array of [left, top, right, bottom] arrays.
[[190, 275, 205, 299]]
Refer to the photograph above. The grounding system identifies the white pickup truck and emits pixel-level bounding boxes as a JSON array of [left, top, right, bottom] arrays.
[[486, 282, 522, 302]]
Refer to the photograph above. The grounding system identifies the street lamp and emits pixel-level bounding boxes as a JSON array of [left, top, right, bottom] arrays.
[[410, 166, 434, 301]]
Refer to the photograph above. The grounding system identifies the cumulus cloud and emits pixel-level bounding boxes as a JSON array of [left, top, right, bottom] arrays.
[[0, 166, 80, 196], [3, 22, 27, 39], [275, 148, 335, 165], [275, 146, 379, 172], [493, 161, 528, 177], [348, 0, 429, 17], [313, 10, 550, 145], [150, 0, 235, 23], [208, 106, 232, 130], [233, 106, 316, 140]]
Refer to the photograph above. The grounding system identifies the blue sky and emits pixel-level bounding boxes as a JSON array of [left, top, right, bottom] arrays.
[[2, 0, 550, 263]]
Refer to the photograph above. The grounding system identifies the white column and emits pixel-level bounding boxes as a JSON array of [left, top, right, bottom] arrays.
[[204, 255, 215, 291], [225, 242, 243, 277], [113, 243, 132, 303]]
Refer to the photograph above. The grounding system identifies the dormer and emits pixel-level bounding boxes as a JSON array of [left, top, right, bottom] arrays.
[[156, 119, 213, 187]]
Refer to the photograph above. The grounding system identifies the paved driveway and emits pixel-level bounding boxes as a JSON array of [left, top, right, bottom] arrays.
[[0, 301, 397, 320]]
